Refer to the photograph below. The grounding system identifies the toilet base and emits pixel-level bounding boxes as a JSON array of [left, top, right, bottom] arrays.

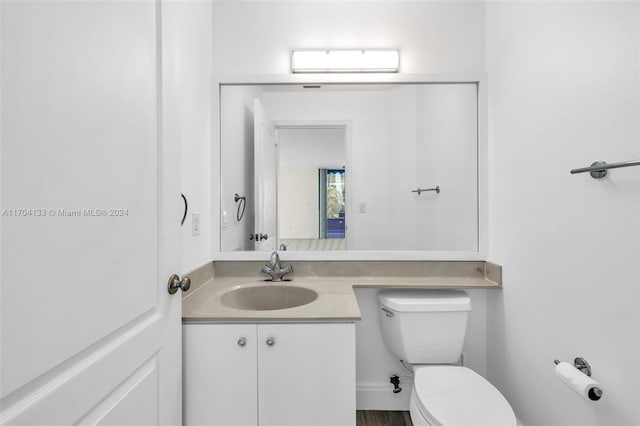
[[409, 390, 432, 426]]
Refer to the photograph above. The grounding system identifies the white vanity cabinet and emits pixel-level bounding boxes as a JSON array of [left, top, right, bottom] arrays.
[[183, 322, 356, 426], [183, 323, 258, 426]]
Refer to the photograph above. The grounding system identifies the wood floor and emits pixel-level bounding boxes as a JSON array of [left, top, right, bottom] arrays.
[[356, 411, 413, 426]]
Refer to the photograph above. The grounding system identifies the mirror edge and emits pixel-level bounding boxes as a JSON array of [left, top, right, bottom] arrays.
[[211, 72, 488, 261]]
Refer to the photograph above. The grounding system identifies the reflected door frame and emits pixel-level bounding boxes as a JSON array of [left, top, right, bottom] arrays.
[[274, 121, 352, 251]]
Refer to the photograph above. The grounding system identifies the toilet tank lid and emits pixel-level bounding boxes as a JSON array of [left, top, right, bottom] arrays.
[[377, 290, 471, 312]]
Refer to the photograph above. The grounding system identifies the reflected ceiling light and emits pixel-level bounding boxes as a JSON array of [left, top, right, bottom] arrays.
[[290, 50, 400, 73]]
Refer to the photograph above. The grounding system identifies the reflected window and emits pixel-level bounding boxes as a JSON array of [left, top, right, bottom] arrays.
[[319, 169, 345, 238]]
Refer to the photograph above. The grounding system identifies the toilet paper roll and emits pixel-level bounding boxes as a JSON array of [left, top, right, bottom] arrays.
[[554, 361, 603, 401]]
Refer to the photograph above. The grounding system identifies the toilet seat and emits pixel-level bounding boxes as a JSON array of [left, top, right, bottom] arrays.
[[413, 366, 516, 426]]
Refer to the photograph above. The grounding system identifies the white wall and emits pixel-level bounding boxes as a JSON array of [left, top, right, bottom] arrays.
[[486, 2, 640, 425], [277, 127, 345, 239], [177, 1, 213, 273], [212, 1, 484, 75], [201, 1, 640, 422], [211, 0, 486, 255], [210, 0, 487, 410], [212, 0, 487, 255]]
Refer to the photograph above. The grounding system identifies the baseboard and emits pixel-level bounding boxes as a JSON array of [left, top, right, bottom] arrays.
[[356, 383, 411, 411]]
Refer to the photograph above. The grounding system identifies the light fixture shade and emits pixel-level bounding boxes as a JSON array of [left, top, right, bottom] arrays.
[[291, 50, 399, 73]]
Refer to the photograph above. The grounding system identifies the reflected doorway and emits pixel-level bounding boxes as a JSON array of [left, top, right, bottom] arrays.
[[276, 125, 347, 251], [319, 169, 346, 239]]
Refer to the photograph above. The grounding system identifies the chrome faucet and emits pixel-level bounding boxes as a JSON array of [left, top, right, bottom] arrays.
[[261, 251, 293, 282]]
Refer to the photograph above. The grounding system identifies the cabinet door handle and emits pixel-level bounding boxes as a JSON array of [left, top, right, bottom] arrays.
[[237, 337, 247, 347], [265, 337, 275, 347]]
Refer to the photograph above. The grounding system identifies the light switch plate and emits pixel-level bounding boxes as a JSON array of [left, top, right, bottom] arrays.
[[192, 212, 200, 236]]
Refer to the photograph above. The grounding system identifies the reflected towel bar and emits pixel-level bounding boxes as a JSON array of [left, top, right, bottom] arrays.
[[570, 159, 640, 179], [411, 186, 440, 195]]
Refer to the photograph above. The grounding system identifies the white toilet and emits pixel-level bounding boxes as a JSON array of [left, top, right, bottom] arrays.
[[378, 290, 517, 426]]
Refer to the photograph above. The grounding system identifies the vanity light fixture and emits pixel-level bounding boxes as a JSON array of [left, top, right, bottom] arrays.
[[290, 49, 400, 73]]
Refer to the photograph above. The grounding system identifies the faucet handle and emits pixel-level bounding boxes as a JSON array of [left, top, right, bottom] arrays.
[[262, 251, 293, 281], [274, 264, 293, 282]]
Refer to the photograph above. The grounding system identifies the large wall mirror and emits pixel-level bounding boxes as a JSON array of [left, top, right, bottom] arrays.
[[217, 80, 484, 258]]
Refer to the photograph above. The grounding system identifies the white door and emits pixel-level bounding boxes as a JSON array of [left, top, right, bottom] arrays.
[[1, 1, 182, 425], [253, 99, 277, 252]]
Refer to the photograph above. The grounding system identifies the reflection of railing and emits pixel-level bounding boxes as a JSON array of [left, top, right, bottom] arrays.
[[411, 186, 440, 195]]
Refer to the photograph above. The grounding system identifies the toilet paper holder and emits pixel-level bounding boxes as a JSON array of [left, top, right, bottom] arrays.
[[554, 357, 592, 376], [554, 357, 603, 401]]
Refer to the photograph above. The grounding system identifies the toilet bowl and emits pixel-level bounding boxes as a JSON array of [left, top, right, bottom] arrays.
[[377, 290, 516, 426], [409, 366, 516, 426]]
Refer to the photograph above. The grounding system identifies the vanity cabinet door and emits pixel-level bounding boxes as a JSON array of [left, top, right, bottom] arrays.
[[257, 323, 356, 426], [183, 324, 258, 426]]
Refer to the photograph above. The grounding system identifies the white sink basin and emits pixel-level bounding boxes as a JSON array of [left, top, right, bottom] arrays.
[[220, 285, 318, 311]]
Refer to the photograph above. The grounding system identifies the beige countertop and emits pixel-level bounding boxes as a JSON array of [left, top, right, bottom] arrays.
[[182, 261, 501, 323]]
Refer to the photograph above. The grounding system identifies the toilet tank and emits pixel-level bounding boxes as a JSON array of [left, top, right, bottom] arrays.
[[377, 290, 471, 364]]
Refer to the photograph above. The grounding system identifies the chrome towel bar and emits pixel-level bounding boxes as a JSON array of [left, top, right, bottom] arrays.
[[570, 159, 640, 179], [411, 186, 440, 195]]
